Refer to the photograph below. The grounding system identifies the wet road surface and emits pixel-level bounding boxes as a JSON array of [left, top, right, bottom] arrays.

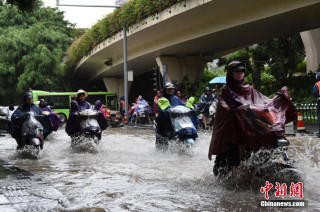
[[0, 127, 319, 211]]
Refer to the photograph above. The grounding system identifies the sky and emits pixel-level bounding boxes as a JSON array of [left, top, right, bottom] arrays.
[[43, 0, 118, 28]]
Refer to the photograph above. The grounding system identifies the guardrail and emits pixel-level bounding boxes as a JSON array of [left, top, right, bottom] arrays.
[[294, 103, 317, 124]]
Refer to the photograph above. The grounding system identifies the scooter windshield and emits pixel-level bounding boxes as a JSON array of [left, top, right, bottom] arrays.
[[79, 109, 100, 130], [168, 106, 195, 132], [21, 112, 43, 136]]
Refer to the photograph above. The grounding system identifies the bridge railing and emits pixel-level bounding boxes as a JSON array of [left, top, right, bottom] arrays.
[[294, 103, 317, 124]]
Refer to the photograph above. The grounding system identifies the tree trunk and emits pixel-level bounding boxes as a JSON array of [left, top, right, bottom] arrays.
[[251, 60, 261, 91]]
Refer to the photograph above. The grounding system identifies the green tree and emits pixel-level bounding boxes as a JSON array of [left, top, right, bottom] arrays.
[[0, 0, 42, 11], [217, 34, 305, 93], [259, 35, 305, 85], [0, 4, 73, 104]]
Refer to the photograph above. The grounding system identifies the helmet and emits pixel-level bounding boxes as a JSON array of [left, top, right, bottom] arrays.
[[316, 72, 320, 81], [227, 61, 246, 72], [205, 87, 211, 91], [23, 92, 33, 100], [165, 82, 175, 89]]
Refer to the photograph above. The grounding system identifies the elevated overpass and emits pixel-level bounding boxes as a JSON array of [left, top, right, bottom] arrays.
[[74, 0, 320, 95]]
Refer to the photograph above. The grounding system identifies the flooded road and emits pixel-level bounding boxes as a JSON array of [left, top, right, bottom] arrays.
[[0, 127, 320, 211]]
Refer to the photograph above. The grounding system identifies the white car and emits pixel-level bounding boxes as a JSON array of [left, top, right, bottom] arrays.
[[0, 106, 17, 133]]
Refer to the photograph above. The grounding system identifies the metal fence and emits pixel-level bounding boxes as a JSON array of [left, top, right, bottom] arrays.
[[294, 103, 317, 124]]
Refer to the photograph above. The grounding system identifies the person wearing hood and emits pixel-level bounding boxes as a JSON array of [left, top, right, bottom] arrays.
[[10, 92, 52, 149], [208, 61, 296, 176], [38, 99, 61, 131], [12, 92, 42, 116], [94, 100, 102, 111]]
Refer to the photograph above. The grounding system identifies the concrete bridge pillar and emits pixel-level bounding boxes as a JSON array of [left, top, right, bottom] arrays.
[[301, 28, 320, 73], [155, 56, 206, 86], [103, 77, 132, 97]]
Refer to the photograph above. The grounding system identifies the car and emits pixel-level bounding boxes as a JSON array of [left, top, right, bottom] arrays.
[[0, 106, 17, 133]]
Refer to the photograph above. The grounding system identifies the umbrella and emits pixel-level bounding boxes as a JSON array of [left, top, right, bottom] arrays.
[[209, 76, 226, 84]]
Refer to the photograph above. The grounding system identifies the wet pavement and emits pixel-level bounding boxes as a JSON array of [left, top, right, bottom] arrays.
[[0, 159, 66, 212], [0, 125, 319, 211]]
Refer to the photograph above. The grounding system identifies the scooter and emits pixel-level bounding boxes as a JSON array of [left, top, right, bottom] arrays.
[[137, 104, 147, 124], [214, 137, 303, 187], [155, 105, 198, 149], [198, 101, 217, 129], [70, 109, 102, 149], [16, 111, 50, 155]]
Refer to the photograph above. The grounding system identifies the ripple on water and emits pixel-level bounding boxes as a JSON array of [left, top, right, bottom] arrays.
[[0, 129, 319, 211]]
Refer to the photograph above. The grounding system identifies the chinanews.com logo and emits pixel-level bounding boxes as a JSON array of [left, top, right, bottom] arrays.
[[258, 181, 308, 208]]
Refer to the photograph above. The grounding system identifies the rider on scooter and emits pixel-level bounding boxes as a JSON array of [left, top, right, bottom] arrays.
[[199, 87, 215, 129], [135, 95, 152, 125], [38, 99, 61, 131], [66, 89, 108, 137], [208, 61, 296, 176], [10, 92, 52, 149], [155, 83, 198, 137], [162, 83, 185, 107]]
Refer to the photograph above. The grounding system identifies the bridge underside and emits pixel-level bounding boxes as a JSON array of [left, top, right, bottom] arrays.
[[74, 0, 320, 95]]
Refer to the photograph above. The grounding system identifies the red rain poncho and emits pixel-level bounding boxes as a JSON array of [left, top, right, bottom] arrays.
[[208, 67, 296, 160]]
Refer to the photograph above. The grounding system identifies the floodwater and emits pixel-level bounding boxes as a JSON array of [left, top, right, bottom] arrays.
[[0, 127, 319, 211]]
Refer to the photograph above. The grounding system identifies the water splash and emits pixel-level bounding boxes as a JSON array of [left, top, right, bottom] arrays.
[[9, 146, 40, 160], [1, 128, 319, 211], [70, 135, 99, 153]]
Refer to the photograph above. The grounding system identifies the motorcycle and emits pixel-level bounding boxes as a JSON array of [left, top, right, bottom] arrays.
[[215, 137, 303, 188], [198, 100, 217, 129], [249, 138, 303, 185], [155, 105, 198, 149], [12, 111, 52, 156], [210, 86, 302, 186], [70, 109, 103, 150], [137, 104, 147, 124]]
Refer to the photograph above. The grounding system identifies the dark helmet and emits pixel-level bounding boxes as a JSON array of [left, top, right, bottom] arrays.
[[316, 72, 320, 81], [227, 61, 246, 72], [23, 92, 33, 100]]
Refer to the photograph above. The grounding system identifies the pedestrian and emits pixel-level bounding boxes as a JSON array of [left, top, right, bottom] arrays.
[[153, 90, 162, 117], [212, 89, 219, 99], [312, 72, 320, 137], [176, 90, 187, 103], [119, 96, 126, 121]]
